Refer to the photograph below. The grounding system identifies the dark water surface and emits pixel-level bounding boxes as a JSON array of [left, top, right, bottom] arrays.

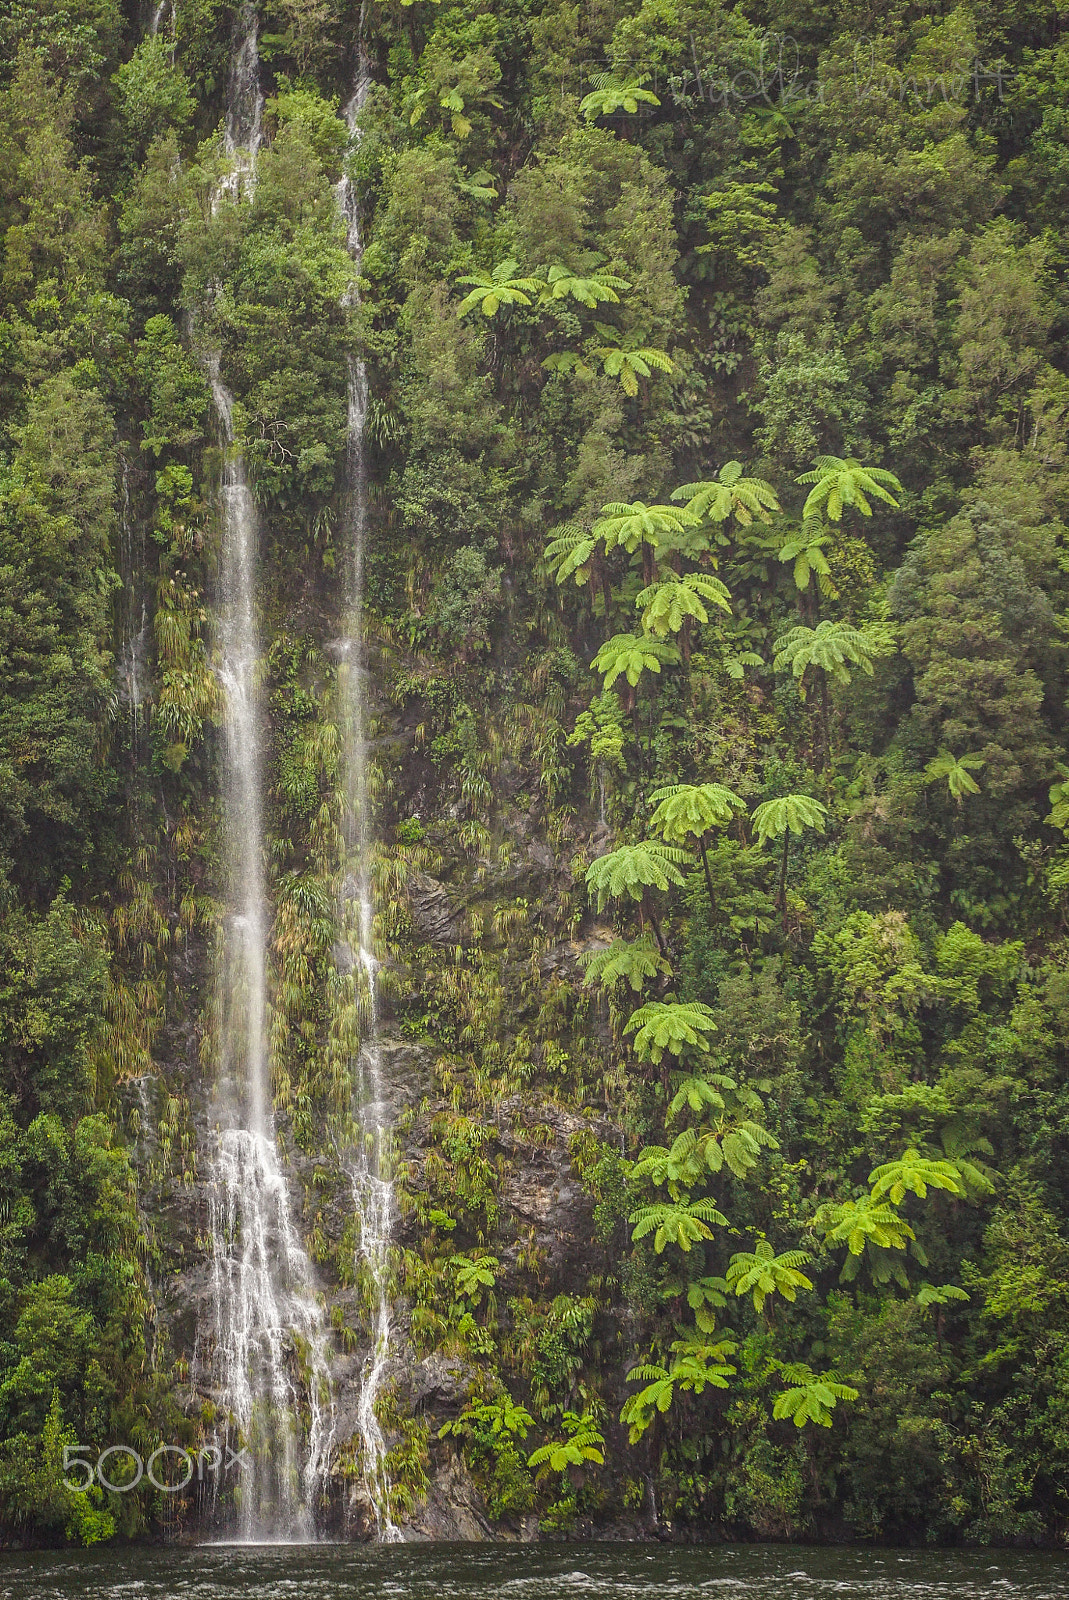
[[0, 1542, 1067, 1600]]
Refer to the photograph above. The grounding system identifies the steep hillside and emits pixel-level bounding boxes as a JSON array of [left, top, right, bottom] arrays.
[[0, 0, 1067, 1549]]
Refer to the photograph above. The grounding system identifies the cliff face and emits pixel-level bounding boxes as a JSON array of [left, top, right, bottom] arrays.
[[0, 0, 1068, 1553]]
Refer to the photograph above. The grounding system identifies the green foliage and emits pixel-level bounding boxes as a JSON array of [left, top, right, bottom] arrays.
[[438, 1393, 534, 1517], [773, 621, 896, 692], [112, 36, 195, 165], [924, 749, 985, 801], [528, 1410, 604, 1473], [428, 545, 503, 655], [440, 1394, 532, 1445], [584, 841, 687, 910], [0, 1390, 114, 1545], [726, 1240, 814, 1315], [796, 457, 903, 522], [751, 795, 828, 846], [624, 999, 717, 1063], [0, 0, 1066, 1548], [772, 1366, 860, 1428], [0, 898, 106, 1117], [264, 88, 346, 174], [628, 1197, 727, 1253]]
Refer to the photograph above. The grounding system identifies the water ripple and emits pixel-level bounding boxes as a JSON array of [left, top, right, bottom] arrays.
[[0, 1543, 1067, 1600]]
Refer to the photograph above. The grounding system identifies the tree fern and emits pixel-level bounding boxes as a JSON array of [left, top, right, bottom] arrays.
[[579, 73, 661, 121], [539, 263, 630, 307], [628, 1197, 727, 1252], [916, 1282, 970, 1307], [816, 1193, 915, 1257], [751, 794, 828, 845], [584, 841, 688, 911], [778, 523, 837, 595], [591, 632, 680, 690], [621, 1336, 737, 1441], [624, 998, 718, 1062], [454, 258, 542, 317], [528, 1411, 604, 1471], [868, 1147, 967, 1203], [772, 1364, 859, 1427], [636, 573, 732, 637], [796, 455, 902, 521], [591, 500, 700, 557], [543, 521, 595, 587], [579, 934, 671, 993], [773, 620, 896, 691], [924, 749, 985, 802], [671, 461, 780, 526], [596, 343, 674, 395], [649, 783, 744, 844], [726, 1238, 814, 1313]]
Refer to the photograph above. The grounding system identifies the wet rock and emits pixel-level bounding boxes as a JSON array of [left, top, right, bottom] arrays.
[[365, 1036, 434, 1124], [330, 1351, 404, 1447], [404, 1446, 493, 1541], [408, 872, 467, 944], [405, 1353, 470, 1414]]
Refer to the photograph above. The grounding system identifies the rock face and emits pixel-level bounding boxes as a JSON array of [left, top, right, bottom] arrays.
[[133, 684, 633, 1546], [406, 1352, 470, 1414], [408, 872, 468, 945], [495, 1098, 606, 1279], [405, 1448, 494, 1541]]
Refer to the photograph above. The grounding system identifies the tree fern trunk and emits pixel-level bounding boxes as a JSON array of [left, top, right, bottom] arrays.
[[698, 834, 716, 917]]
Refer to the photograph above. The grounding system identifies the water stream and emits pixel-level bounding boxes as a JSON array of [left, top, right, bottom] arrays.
[[334, 45, 401, 1542], [117, 454, 150, 770], [147, 0, 174, 38], [5, 1541, 1069, 1600], [201, 6, 334, 1542], [224, 3, 263, 163]]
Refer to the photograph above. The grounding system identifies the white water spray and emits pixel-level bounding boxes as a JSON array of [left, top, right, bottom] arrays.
[[148, 0, 174, 38], [334, 48, 401, 1542], [117, 456, 150, 765], [224, 3, 263, 162], [202, 8, 334, 1542]]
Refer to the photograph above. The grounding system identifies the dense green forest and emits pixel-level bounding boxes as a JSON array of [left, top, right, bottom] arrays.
[[0, 0, 1067, 1551]]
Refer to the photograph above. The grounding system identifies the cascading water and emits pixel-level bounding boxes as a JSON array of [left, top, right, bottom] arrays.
[[334, 48, 401, 1542], [147, 0, 174, 38], [224, 3, 263, 160], [117, 455, 150, 771], [201, 6, 334, 1542]]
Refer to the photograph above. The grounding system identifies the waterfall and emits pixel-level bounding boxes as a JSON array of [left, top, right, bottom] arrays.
[[201, 7, 334, 1542], [224, 3, 263, 161], [117, 455, 150, 770], [147, 0, 173, 38], [334, 48, 401, 1542]]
